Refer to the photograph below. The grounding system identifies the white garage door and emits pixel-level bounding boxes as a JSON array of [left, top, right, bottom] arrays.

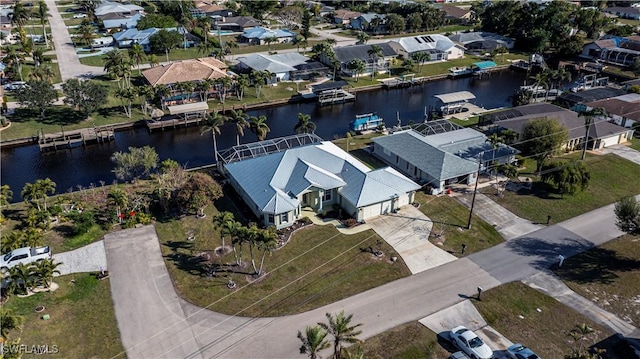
[[601, 135, 621, 148], [361, 203, 382, 220]]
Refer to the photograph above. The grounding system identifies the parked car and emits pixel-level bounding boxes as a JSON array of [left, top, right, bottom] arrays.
[[3, 81, 27, 91], [73, 13, 87, 18], [507, 343, 540, 359], [449, 326, 493, 359], [0, 246, 52, 271]]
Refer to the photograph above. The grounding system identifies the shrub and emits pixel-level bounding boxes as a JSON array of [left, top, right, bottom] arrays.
[[343, 218, 357, 227], [69, 210, 96, 235]]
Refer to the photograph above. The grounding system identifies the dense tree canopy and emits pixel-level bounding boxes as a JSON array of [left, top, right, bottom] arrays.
[[61, 79, 108, 117], [136, 13, 177, 30], [541, 161, 590, 196], [149, 29, 182, 56], [14, 80, 57, 120], [614, 196, 640, 235], [111, 146, 159, 182]]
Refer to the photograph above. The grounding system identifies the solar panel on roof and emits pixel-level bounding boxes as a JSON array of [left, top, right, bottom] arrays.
[[415, 37, 422, 44]]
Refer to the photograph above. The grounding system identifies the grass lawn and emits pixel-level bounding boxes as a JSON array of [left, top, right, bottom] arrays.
[[630, 138, 640, 152], [481, 153, 640, 223], [413, 192, 504, 256], [554, 234, 640, 328], [347, 322, 451, 359], [333, 133, 386, 169], [474, 282, 615, 359], [449, 115, 479, 128], [155, 198, 411, 317], [2, 273, 124, 359]]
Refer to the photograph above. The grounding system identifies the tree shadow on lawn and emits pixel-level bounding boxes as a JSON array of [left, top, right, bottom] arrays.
[[553, 246, 640, 285], [163, 240, 253, 278], [515, 181, 564, 200], [96, 106, 121, 119], [10, 107, 86, 126]]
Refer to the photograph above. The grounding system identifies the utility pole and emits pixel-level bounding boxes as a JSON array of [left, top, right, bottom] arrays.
[[466, 152, 483, 230]]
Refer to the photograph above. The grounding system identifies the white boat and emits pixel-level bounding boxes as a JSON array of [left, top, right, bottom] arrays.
[[448, 67, 473, 78]]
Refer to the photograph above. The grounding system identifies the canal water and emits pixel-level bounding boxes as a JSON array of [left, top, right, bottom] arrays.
[[1, 70, 527, 194]]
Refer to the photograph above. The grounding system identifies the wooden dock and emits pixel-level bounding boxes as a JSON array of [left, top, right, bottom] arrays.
[[38, 127, 114, 151], [317, 89, 356, 106], [145, 116, 206, 131]]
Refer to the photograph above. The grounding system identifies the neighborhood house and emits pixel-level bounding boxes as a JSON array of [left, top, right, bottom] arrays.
[[221, 134, 421, 229]]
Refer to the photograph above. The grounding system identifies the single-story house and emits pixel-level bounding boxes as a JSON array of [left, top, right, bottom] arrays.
[[236, 53, 327, 81], [327, 42, 397, 77], [95, 1, 143, 18], [240, 26, 296, 45], [372, 124, 518, 194], [581, 36, 640, 67], [214, 16, 261, 32], [91, 36, 114, 48], [350, 13, 386, 32], [603, 6, 640, 20], [333, 9, 361, 25], [439, 5, 473, 23], [585, 93, 640, 128], [482, 103, 635, 152], [222, 135, 421, 229], [0, 14, 11, 29], [389, 35, 465, 62], [448, 32, 515, 51], [102, 12, 143, 30], [112, 27, 195, 51], [142, 58, 228, 104]]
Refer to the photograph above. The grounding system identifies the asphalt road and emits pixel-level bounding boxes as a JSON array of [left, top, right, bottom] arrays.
[[104, 197, 631, 359]]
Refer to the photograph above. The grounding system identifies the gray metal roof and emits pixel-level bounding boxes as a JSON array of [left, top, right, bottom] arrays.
[[225, 141, 419, 214], [373, 131, 479, 181], [167, 102, 208, 115]]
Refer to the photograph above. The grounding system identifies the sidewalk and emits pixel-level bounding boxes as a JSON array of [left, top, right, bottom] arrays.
[[450, 177, 543, 240], [53, 240, 107, 275], [522, 271, 640, 339]]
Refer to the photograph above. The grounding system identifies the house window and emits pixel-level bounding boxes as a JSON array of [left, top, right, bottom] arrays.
[[396, 155, 399, 164], [322, 189, 332, 201], [280, 212, 289, 223], [268, 214, 274, 223]]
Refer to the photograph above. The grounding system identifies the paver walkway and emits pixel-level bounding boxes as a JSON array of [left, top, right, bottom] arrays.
[[53, 240, 107, 275], [367, 205, 457, 274]]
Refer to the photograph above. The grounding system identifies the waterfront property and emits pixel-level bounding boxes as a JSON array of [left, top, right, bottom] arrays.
[[482, 103, 635, 151], [219, 134, 420, 229], [372, 121, 518, 195], [581, 36, 640, 68], [448, 32, 515, 53], [328, 43, 397, 78], [389, 35, 465, 62], [214, 16, 261, 32], [95, 1, 144, 29], [141, 58, 228, 104], [555, 87, 627, 108], [235, 53, 328, 82]]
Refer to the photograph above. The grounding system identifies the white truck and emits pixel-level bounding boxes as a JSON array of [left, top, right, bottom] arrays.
[[0, 246, 52, 271]]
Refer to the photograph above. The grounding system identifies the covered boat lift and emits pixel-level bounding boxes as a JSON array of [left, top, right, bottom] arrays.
[[434, 91, 476, 115], [147, 102, 209, 131]]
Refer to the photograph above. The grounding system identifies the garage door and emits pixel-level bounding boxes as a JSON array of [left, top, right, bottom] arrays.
[[601, 135, 621, 148], [361, 203, 383, 220]]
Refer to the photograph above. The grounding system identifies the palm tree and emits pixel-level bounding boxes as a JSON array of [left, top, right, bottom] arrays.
[[148, 54, 160, 68], [136, 84, 154, 116], [298, 325, 331, 359], [36, 178, 55, 211], [318, 311, 363, 359], [568, 323, 595, 355], [8, 263, 34, 295], [347, 59, 366, 82], [0, 307, 24, 340], [128, 44, 146, 74], [256, 228, 277, 276], [5, 47, 24, 82], [252, 70, 270, 98], [21, 182, 40, 211], [10, 1, 31, 30], [264, 36, 278, 51], [33, 259, 62, 288], [103, 49, 128, 81], [250, 115, 270, 141], [36, 1, 50, 47], [201, 111, 227, 162], [224, 41, 239, 60], [77, 21, 96, 46], [116, 87, 136, 117], [578, 108, 607, 160], [213, 211, 235, 249], [229, 109, 250, 146], [229, 221, 245, 266], [215, 76, 232, 103], [198, 17, 212, 47], [356, 31, 369, 45], [108, 187, 129, 223], [235, 74, 250, 100], [413, 52, 430, 72], [552, 68, 572, 91], [295, 113, 316, 134], [367, 45, 383, 79], [29, 65, 55, 83], [499, 129, 518, 144]]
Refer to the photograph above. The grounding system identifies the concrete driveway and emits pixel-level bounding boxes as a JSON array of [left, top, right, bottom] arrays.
[[601, 144, 640, 166], [104, 226, 203, 359], [367, 205, 457, 274], [54, 240, 107, 275], [420, 300, 513, 356]]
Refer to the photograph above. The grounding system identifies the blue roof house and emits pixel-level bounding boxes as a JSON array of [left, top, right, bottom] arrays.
[[240, 27, 296, 45], [223, 138, 420, 229], [112, 27, 159, 51], [102, 12, 143, 30]]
